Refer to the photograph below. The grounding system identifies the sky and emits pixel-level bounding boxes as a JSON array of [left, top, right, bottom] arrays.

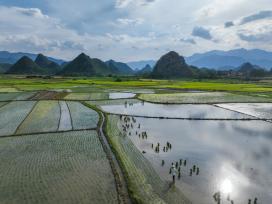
[[0, 0, 272, 62]]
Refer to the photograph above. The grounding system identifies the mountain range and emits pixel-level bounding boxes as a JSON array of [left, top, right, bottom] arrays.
[[185, 48, 272, 70], [126, 49, 272, 70], [0, 51, 65, 65]]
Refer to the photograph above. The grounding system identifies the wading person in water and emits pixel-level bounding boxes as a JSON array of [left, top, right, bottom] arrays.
[[171, 164, 177, 184]]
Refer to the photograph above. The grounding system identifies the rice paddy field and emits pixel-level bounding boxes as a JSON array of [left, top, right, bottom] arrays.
[[0, 130, 118, 204], [0, 76, 272, 204]]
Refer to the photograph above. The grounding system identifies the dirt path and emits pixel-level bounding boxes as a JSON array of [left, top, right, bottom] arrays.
[[97, 112, 132, 204]]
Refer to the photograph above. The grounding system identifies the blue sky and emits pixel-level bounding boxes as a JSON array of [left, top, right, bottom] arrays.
[[0, 0, 272, 61]]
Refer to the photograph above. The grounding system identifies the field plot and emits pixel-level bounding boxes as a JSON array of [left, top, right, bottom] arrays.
[[139, 92, 272, 104], [58, 101, 72, 131], [101, 102, 254, 119], [0, 101, 8, 108], [0, 130, 118, 204], [86, 98, 140, 107], [0, 92, 35, 101], [106, 115, 191, 204], [30, 91, 68, 100], [109, 92, 136, 99], [64, 92, 109, 100], [216, 103, 272, 119], [67, 102, 99, 130], [16, 101, 60, 134], [0, 101, 36, 136]]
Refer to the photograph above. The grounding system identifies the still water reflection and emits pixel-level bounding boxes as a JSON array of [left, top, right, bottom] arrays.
[[102, 102, 254, 119], [109, 92, 136, 99], [122, 118, 272, 204]]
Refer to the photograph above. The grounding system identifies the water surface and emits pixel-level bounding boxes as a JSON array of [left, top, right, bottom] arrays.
[[123, 118, 272, 204], [102, 102, 254, 119], [109, 92, 136, 99]]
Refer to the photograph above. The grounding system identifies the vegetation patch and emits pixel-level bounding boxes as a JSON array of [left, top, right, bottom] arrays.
[[0, 130, 118, 204], [139, 92, 272, 104], [0, 101, 36, 136], [105, 114, 191, 204], [16, 101, 60, 134]]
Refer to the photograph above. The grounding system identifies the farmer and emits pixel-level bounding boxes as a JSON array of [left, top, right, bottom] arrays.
[[171, 164, 177, 184]]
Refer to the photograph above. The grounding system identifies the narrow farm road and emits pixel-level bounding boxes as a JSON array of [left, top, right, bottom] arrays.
[[97, 112, 132, 204]]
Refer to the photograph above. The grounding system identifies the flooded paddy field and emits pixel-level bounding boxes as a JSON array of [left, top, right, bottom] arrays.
[[216, 103, 272, 119], [117, 116, 272, 204], [101, 102, 255, 119]]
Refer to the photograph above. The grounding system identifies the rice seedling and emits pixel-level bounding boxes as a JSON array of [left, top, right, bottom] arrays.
[[67, 102, 99, 130], [0, 130, 118, 204], [16, 101, 60, 134], [0, 101, 35, 136]]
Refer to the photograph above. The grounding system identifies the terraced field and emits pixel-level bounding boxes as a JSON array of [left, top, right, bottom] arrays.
[[0, 130, 118, 204]]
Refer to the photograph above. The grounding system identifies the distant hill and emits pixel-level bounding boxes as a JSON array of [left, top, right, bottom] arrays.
[[237, 62, 267, 77], [6, 56, 46, 75], [136, 64, 152, 76], [0, 63, 12, 73], [0, 51, 65, 65], [105, 60, 134, 75], [185, 48, 272, 70], [127, 60, 156, 70], [59, 53, 114, 76], [151, 51, 194, 78], [35, 54, 61, 74]]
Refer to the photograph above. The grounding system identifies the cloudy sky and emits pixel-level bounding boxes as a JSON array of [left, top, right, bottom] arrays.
[[0, 0, 272, 61]]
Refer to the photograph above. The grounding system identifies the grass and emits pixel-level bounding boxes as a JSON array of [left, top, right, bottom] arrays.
[[139, 92, 272, 104], [0, 130, 118, 204], [105, 114, 191, 204]]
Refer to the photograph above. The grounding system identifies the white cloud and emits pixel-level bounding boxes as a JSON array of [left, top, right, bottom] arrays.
[[115, 0, 157, 8], [116, 18, 144, 26]]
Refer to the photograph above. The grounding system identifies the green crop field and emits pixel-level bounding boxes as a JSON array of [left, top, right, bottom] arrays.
[[0, 76, 272, 94], [0, 130, 118, 204]]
